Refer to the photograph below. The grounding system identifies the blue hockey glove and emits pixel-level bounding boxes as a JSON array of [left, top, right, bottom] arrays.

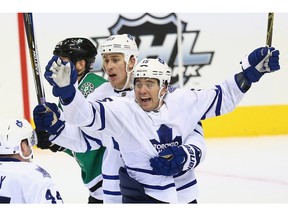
[[44, 56, 77, 101], [241, 47, 280, 82], [236, 47, 280, 92], [150, 146, 188, 176], [33, 102, 65, 137]]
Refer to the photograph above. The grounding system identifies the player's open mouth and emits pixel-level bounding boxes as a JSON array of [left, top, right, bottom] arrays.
[[109, 74, 117, 81], [141, 98, 151, 103], [109, 74, 116, 78]]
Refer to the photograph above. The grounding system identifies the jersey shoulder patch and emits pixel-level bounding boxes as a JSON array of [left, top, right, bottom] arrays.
[[35, 166, 51, 178], [168, 85, 178, 93], [78, 73, 107, 98]]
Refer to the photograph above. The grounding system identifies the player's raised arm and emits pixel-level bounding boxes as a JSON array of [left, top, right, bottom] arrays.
[[184, 46, 280, 120]]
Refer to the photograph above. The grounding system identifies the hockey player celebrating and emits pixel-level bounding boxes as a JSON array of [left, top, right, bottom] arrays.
[[0, 118, 63, 203], [34, 34, 206, 203], [35, 44, 280, 202], [84, 34, 140, 203], [35, 37, 107, 203]]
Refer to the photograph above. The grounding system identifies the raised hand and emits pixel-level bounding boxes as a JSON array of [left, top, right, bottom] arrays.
[[236, 47, 280, 93], [241, 47, 280, 82], [45, 56, 77, 87], [44, 56, 78, 101]]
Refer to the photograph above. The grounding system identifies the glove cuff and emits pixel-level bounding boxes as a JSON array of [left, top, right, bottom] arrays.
[[181, 145, 196, 171], [240, 55, 251, 70], [234, 72, 252, 93], [47, 120, 65, 136], [53, 84, 76, 102]]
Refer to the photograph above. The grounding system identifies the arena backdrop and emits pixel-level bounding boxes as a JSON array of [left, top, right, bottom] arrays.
[[0, 13, 287, 137]]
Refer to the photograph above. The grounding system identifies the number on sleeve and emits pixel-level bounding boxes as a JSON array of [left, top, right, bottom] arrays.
[[45, 189, 63, 203]]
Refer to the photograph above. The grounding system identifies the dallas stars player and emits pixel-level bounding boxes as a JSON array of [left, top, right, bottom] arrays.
[[36, 37, 107, 203]]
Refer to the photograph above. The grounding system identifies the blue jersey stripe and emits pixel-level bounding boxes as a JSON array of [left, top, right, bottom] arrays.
[[215, 85, 223, 116], [201, 88, 219, 120], [194, 128, 203, 137], [176, 179, 197, 191], [82, 131, 103, 152], [97, 102, 105, 130], [126, 166, 157, 175], [125, 166, 176, 190], [143, 182, 176, 190], [86, 106, 96, 127], [82, 135, 92, 152], [103, 190, 122, 195], [102, 174, 120, 180]]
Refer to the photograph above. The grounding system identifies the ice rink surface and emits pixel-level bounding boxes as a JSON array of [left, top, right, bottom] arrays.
[[33, 135, 288, 204], [31, 135, 288, 214]]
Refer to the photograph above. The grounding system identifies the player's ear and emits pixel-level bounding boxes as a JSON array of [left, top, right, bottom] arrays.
[[75, 59, 85, 72], [160, 84, 168, 96], [128, 56, 136, 71], [20, 139, 30, 157]]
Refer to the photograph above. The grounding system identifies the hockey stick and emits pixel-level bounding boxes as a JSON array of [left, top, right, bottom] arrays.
[[266, 12, 274, 47], [23, 13, 46, 105]]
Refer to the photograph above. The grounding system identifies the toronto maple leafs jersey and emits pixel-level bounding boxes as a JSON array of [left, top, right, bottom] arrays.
[[56, 83, 206, 203], [54, 82, 134, 203], [58, 75, 244, 203], [55, 82, 135, 203], [53, 121, 205, 203], [0, 158, 63, 203], [87, 82, 135, 203]]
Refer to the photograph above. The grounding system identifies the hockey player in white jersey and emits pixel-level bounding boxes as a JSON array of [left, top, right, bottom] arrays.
[[35, 46, 280, 203], [34, 34, 206, 203], [0, 118, 63, 203], [35, 34, 140, 203], [85, 34, 139, 202]]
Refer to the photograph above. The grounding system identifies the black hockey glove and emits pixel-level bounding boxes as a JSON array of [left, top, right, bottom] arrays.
[[36, 130, 65, 152]]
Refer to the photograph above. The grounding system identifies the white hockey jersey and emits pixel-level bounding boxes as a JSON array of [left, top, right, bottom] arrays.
[[57, 76, 243, 203], [87, 83, 134, 203], [0, 158, 63, 203], [55, 83, 206, 203]]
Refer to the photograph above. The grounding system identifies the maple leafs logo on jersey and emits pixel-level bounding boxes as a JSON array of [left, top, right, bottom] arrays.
[[91, 13, 214, 87], [150, 124, 182, 153]]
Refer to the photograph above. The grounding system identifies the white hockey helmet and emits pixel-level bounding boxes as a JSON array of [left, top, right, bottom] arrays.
[[133, 57, 172, 87], [100, 34, 139, 65], [0, 118, 37, 159], [100, 34, 139, 91]]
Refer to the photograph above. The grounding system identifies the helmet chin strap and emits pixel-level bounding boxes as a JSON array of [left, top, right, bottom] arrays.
[[154, 86, 166, 111], [20, 147, 33, 161], [113, 63, 133, 91]]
